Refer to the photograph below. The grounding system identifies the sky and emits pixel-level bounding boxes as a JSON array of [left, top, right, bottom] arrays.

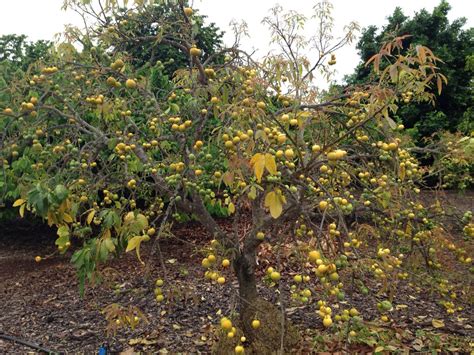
[[0, 0, 472, 83]]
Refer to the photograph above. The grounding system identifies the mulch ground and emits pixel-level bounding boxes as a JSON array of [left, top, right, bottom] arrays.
[[0, 191, 473, 353]]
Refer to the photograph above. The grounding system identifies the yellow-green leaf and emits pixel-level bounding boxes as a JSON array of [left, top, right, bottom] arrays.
[[228, 202, 235, 214], [63, 213, 74, 223], [264, 190, 286, 219], [19, 203, 26, 218], [374, 346, 384, 353], [86, 209, 96, 225], [432, 319, 445, 328], [104, 238, 116, 252], [250, 153, 266, 183], [248, 186, 257, 200], [264, 153, 277, 175], [13, 199, 26, 207], [126, 235, 150, 264]]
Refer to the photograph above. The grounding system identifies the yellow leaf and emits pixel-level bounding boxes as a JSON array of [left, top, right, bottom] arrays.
[[86, 209, 96, 225], [13, 199, 26, 207], [374, 346, 384, 353], [47, 211, 56, 227], [264, 190, 285, 219], [250, 153, 265, 183], [126, 235, 149, 264], [228, 202, 235, 214], [432, 319, 445, 328], [63, 213, 73, 223], [102, 229, 111, 239], [264, 153, 277, 175], [19, 204, 26, 218]]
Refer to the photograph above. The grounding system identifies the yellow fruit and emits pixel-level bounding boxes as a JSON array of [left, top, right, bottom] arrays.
[[3, 108, 13, 114], [190, 47, 202, 56], [222, 259, 230, 267], [183, 7, 193, 16], [312, 144, 321, 153], [256, 232, 265, 240], [251, 319, 261, 329], [284, 148, 295, 159], [317, 264, 328, 273], [257, 101, 266, 109], [202, 258, 211, 268], [217, 277, 226, 284], [323, 317, 333, 327], [309, 250, 321, 262], [195, 140, 204, 148], [106, 76, 117, 86], [156, 294, 164, 302], [205, 68, 215, 77], [270, 271, 281, 282], [327, 149, 347, 161], [210, 96, 219, 104], [349, 308, 359, 317], [125, 79, 137, 89], [235, 345, 244, 354], [319, 201, 328, 210], [34, 256, 42, 263], [277, 134, 287, 144], [381, 315, 389, 322], [294, 275, 303, 283], [156, 279, 164, 286], [221, 317, 232, 330], [207, 254, 216, 263], [147, 228, 156, 236]]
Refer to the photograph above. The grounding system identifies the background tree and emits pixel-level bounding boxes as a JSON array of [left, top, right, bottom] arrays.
[[346, 1, 473, 142]]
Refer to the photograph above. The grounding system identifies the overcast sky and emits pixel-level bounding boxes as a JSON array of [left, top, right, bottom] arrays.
[[0, 0, 472, 83]]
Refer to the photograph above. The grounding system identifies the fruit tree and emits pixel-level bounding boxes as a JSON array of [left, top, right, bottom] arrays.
[[0, 0, 471, 353]]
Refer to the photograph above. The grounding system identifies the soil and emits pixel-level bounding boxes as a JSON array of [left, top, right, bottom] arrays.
[[0, 191, 473, 354]]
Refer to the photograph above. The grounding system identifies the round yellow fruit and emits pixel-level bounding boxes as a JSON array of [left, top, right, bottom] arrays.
[[183, 7, 193, 16], [251, 319, 261, 329], [156, 294, 164, 302], [323, 317, 333, 327], [221, 317, 232, 330], [217, 277, 226, 284], [222, 259, 230, 267], [309, 250, 321, 262], [235, 345, 244, 354], [284, 148, 295, 159], [190, 47, 202, 57], [270, 271, 281, 282], [319, 201, 328, 210], [34, 256, 42, 262], [125, 79, 137, 89]]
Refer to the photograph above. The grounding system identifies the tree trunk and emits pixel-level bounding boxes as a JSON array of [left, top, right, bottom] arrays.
[[234, 251, 258, 309]]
